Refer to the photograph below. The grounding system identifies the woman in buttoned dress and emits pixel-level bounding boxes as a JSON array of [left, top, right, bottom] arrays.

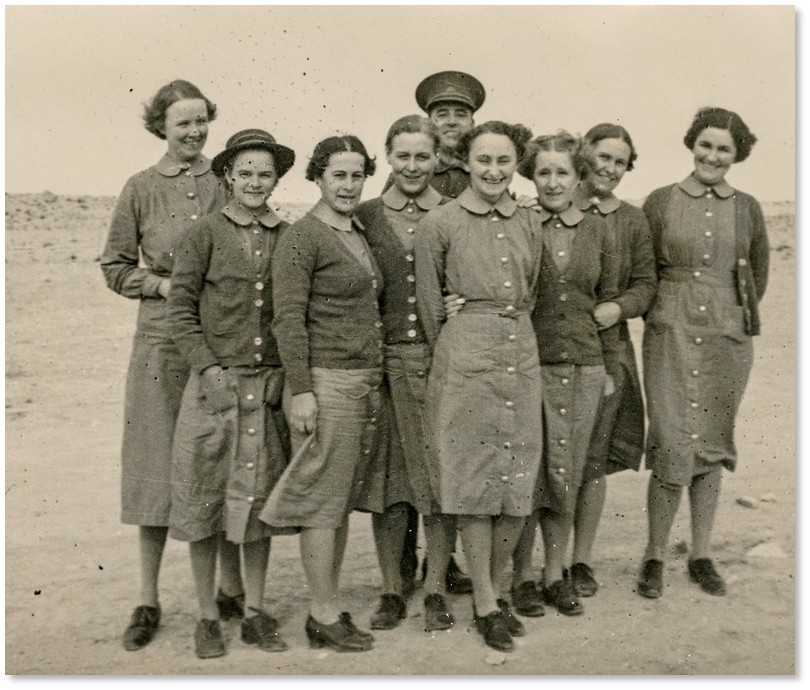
[[100, 80, 242, 651], [565, 124, 657, 598], [636, 108, 768, 599], [260, 135, 384, 653], [353, 114, 459, 633], [168, 129, 296, 658], [415, 120, 543, 653], [509, 131, 615, 618]]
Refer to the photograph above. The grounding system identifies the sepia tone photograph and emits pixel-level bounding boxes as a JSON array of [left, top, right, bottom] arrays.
[[4, 3, 797, 679]]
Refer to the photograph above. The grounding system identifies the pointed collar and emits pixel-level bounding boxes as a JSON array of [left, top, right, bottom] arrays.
[[574, 186, 621, 215], [532, 202, 584, 226], [311, 200, 364, 233], [155, 154, 212, 177], [457, 187, 517, 217], [382, 184, 443, 211], [221, 203, 282, 229], [679, 173, 734, 199]]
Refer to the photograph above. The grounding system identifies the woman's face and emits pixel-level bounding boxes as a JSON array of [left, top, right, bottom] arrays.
[[467, 132, 518, 205], [317, 151, 366, 216], [226, 149, 278, 211], [386, 131, 438, 198], [161, 98, 209, 162], [583, 138, 631, 198], [532, 149, 579, 213], [692, 126, 737, 186]]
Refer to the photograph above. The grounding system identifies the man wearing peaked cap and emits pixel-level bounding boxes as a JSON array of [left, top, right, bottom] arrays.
[[415, 70, 485, 199]]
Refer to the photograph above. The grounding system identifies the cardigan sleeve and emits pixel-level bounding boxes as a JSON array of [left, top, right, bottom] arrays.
[[271, 220, 317, 395], [100, 175, 165, 299], [414, 211, 449, 350], [166, 219, 219, 374], [612, 207, 658, 319], [746, 195, 770, 301]]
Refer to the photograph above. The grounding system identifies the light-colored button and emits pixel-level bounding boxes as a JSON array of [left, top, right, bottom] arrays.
[[702, 254, 711, 261], [561, 377, 569, 385], [190, 214, 198, 220], [370, 417, 377, 424], [557, 467, 566, 475], [503, 281, 512, 288], [255, 281, 264, 290], [508, 334, 517, 341], [501, 257, 509, 264], [507, 366, 515, 373], [496, 233, 505, 240], [187, 192, 195, 199], [593, 208, 599, 214], [408, 313, 417, 322], [505, 401, 514, 409], [492, 216, 500, 222], [246, 462, 254, 469], [561, 351, 569, 359], [559, 408, 567, 415], [501, 475, 509, 481], [557, 250, 566, 257], [185, 171, 192, 177], [503, 442, 512, 450], [254, 299, 264, 307], [253, 337, 262, 345], [407, 228, 414, 234], [255, 249, 262, 256], [254, 353, 262, 362], [705, 211, 713, 218], [407, 329, 417, 337], [699, 305, 707, 312], [407, 296, 416, 304], [252, 228, 260, 235], [695, 337, 703, 345], [693, 271, 701, 278], [364, 449, 371, 455], [706, 190, 713, 197], [371, 279, 378, 289], [246, 394, 255, 401], [705, 230, 713, 237], [558, 439, 567, 446], [405, 254, 414, 262], [691, 369, 699, 377], [691, 401, 699, 409], [558, 277, 567, 284], [407, 207, 414, 213], [559, 294, 568, 302], [505, 305, 515, 312], [247, 496, 255, 503], [691, 433, 699, 440], [247, 428, 256, 435], [407, 275, 416, 283], [555, 223, 562, 229], [375, 320, 383, 328]]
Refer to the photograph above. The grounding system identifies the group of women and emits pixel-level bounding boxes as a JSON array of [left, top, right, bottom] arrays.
[[102, 79, 769, 658]]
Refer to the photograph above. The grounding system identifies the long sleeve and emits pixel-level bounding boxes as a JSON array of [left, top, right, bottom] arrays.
[[101, 176, 164, 298], [414, 213, 448, 350], [167, 221, 218, 374], [747, 196, 770, 301], [611, 208, 658, 319], [271, 223, 317, 395]]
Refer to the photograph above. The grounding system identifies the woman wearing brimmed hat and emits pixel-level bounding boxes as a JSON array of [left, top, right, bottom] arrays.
[[100, 79, 244, 652], [167, 128, 296, 658], [261, 134, 383, 653]]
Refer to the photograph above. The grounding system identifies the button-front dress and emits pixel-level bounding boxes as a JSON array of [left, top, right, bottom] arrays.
[[415, 188, 544, 517], [101, 155, 226, 526], [642, 175, 769, 485]]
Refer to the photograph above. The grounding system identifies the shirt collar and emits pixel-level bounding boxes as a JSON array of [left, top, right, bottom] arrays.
[[436, 152, 469, 174], [382, 184, 443, 211], [533, 202, 584, 226], [573, 186, 621, 215], [679, 173, 734, 199], [311, 200, 364, 233], [155, 154, 212, 177], [221, 203, 282, 229], [457, 187, 517, 218]]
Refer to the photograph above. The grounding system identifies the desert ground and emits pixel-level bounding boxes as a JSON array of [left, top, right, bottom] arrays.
[[4, 193, 796, 676]]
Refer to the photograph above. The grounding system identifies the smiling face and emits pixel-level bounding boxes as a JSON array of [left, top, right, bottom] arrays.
[[429, 102, 474, 153], [467, 132, 518, 205], [583, 137, 631, 198], [692, 126, 737, 186], [226, 149, 278, 211], [532, 149, 580, 213], [317, 151, 367, 216], [386, 131, 438, 198], [161, 98, 209, 162]]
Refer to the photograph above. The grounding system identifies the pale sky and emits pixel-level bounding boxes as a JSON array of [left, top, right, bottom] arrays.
[[4, 4, 796, 203]]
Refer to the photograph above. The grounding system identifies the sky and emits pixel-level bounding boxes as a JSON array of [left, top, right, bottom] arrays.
[[4, 4, 797, 204]]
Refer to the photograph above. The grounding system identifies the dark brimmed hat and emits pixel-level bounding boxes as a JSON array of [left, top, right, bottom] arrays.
[[415, 71, 486, 114], [212, 129, 296, 178]]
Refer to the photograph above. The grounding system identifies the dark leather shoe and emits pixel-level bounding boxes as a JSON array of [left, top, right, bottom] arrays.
[[216, 588, 245, 620], [241, 608, 288, 652], [542, 578, 584, 616], [122, 605, 161, 651], [194, 619, 226, 659], [424, 593, 454, 631], [570, 562, 598, 597], [473, 609, 514, 652], [305, 614, 372, 652], [637, 559, 664, 599], [496, 598, 525, 636], [370, 593, 407, 630], [688, 558, 726, 596], [511, 580, 545, 617], [340, 611, 375, 642], [445, 557, 473, 595]]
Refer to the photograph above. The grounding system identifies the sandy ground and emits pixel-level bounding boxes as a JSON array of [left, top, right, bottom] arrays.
[[3, 193, 796, 676]]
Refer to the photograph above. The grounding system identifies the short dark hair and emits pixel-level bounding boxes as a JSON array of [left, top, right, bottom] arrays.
[[142, 79, 217, 140], [583, 122, 638, 171], [385, 115, 440, 154], [518, 130, 588, 180], [305, 135, 376, 181], [683, 107, 757, 162], [456, 121, 533, 164]]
